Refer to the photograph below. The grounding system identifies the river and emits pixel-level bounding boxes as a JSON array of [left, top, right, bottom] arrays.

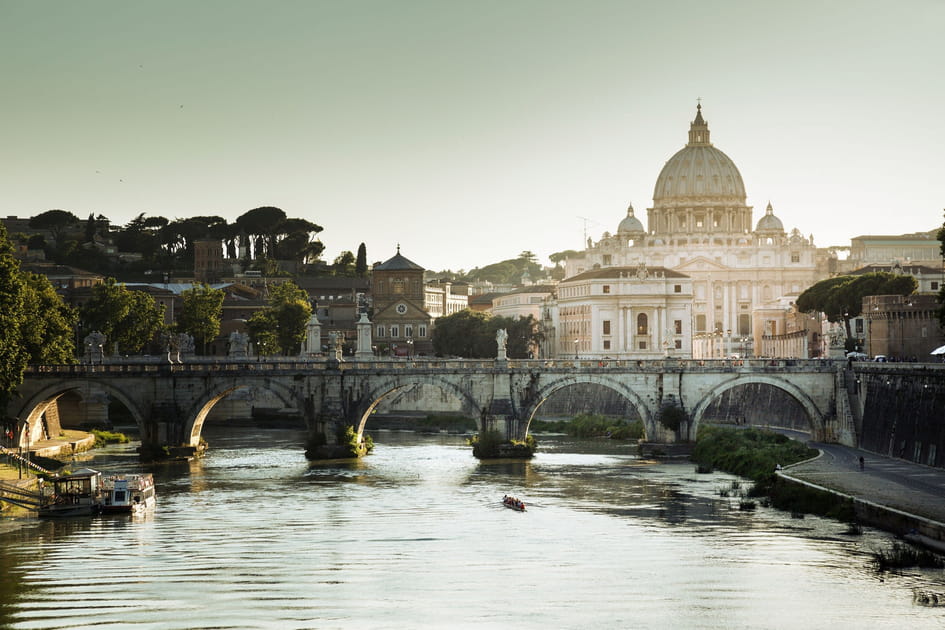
[[1, 427, 943, 629]]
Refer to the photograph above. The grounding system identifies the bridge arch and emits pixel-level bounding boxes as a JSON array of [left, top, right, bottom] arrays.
[[353, 374, 484, 438], [181, 377, 303, 447], [522, 374, 655, 440], [11, 379, 148, 446], [688, 375, 825, 440]]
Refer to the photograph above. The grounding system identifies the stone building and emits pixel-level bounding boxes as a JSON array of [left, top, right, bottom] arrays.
[[546, 264, 693, 359], [861, 294, 945, 360], [560, 104, 822, 357], [371, 248, 433, 356]]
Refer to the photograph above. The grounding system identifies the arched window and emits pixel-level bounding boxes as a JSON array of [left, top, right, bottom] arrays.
[[637, 313, 648, 335]]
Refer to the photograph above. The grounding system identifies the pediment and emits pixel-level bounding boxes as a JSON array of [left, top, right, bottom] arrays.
[[373, 299, 428, 321], [674, 256, 730, 272]]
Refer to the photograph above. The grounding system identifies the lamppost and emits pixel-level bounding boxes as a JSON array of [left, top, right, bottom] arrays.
[[726, 329, 732, 358], [406, 338, 414, 359], [574, 338, 579, 360]]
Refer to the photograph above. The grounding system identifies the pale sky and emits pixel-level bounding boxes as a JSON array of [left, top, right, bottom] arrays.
[[2, 1, 943, 272]]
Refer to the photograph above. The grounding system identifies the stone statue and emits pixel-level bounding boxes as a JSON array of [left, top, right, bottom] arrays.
[[496, 328, 508, 361], [84, 331, 106, 364], [228, 331, 249, 358]]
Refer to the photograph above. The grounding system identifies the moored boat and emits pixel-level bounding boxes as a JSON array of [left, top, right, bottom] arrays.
[[102, 473, 156, 514], [503, 495, 526, 511], [38, 468, 105, 517]]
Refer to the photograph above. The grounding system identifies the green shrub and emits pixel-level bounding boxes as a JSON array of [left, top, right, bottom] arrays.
[[91, 430, 130, 448], [657, 405, 687, 432], [691, 426, 851, 520]]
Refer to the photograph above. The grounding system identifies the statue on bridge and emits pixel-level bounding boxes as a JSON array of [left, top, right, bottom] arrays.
[[228, 331, 250, 359], [83, 331, 106, 364], [496, 328, 508, 361]]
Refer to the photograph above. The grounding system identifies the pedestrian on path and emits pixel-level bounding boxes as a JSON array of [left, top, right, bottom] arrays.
[[859, 456, 865, 471]]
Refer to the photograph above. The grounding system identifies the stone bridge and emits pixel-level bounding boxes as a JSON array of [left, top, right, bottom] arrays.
[[7, 358, 851, 458]]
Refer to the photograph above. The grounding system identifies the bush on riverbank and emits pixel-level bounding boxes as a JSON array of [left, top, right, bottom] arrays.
[[872, 542, 945, 571], [692, 426, 854, 520], [415, 415, 478, 433], [530, 414, 644, 440], [91, 430, 130, 448]]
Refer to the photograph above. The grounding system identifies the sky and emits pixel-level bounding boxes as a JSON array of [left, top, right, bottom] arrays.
[[2, 1, 943, 272]]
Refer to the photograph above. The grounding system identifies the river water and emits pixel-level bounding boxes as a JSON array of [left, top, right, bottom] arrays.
[[1, 427, 944, 629]]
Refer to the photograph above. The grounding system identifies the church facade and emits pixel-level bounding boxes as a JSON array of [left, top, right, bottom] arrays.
[[555, 105, 822, 359]]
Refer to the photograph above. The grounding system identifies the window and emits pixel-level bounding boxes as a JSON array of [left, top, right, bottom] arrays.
[[855, 320, 864, 334], [376, 326, 386, 338], [405, 325, 413, 338], [637, 313, 648, 335], [638, 341, 647, 350], [674, 320, 682, 335], [932, 281, 940, 291], [603, 340, 611, 350], [602, 320, 611, 335], [739, 314, 750, 335], [419, 325, 427, 338], [390, 325, 399, 338], [696, 314, 706, 332], [791, 253, 800, 263], [674, 340, 682, 350], [674, 284, 681, 293], [603, 285, 610, 294], [602, 255, 612, 265]]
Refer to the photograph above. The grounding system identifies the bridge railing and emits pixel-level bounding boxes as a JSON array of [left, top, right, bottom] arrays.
[[22, 357, 863, 376]]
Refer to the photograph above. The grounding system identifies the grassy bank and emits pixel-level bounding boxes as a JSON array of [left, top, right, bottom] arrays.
[[530, 414, 644, 440], [692, 426, 854, 521]]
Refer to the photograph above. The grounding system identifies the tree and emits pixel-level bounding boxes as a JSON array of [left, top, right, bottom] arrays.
[[177, 283, 225, 354], [235, 206, 287, 259], [331, 251, 356, 276], [80, 278, 165, 355], [432, 311, 542, 358], [0, 225, 28, 407], [247, 281, 311, 355], [20, 272, 78, 364], [29, 209, 80, 246], [355, 243, 368, 277], [797, 272, 917, 343]]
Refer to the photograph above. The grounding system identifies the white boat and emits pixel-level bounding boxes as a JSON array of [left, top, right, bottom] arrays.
[[38, 468, 105, 517], [102, 473, 156, 514]]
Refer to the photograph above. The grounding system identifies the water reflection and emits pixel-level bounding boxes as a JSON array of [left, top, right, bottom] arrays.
[[0, 427, 943, 628]]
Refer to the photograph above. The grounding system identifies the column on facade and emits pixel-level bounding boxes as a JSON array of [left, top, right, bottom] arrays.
[[658, 306, 666, 355], [617, 306, 626, 355]]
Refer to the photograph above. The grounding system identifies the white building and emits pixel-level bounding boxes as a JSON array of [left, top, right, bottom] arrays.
[[546, 263, 693, 359], [561, 105, 822, 357]]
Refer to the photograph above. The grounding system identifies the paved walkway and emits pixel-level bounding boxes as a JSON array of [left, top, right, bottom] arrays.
[[785, 442, 945, 525]]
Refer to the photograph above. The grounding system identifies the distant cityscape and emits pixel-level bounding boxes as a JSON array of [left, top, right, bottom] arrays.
[[3, 106, 943, 362]]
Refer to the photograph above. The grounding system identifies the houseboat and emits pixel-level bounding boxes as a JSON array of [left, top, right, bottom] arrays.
[[38, 468, 105, 517], [102, 473, 156, 514]]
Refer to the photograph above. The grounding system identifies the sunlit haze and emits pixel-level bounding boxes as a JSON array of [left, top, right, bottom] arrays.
[[2, 1, 942, 271]]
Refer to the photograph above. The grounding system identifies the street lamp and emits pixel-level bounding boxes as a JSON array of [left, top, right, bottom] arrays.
[[574, 338, 579, 360]]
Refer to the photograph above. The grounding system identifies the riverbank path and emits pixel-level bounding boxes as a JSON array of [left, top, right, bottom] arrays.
[[785, 442, 945, 525]]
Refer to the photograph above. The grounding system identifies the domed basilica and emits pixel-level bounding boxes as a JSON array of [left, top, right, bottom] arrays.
[[554, 105, 822, 359]]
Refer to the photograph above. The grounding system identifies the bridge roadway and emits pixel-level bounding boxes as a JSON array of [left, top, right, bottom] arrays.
[[12, 357, 848, 457]]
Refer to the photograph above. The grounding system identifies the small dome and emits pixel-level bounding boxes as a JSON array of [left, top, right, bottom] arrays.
[[755, 202, 784, 232], [617, 204, 645, 234]]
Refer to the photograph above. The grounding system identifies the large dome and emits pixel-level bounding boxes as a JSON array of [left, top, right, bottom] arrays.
[[652, 105, 746, 207]]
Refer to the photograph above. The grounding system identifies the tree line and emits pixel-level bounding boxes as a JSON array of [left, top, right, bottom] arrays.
[[19, 207, 368, 279]]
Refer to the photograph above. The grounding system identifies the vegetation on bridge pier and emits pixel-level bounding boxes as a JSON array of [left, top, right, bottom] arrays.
[[305, 426, 374, 460], [469, 429, 536, 459], [692, 426, 854, 521]]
